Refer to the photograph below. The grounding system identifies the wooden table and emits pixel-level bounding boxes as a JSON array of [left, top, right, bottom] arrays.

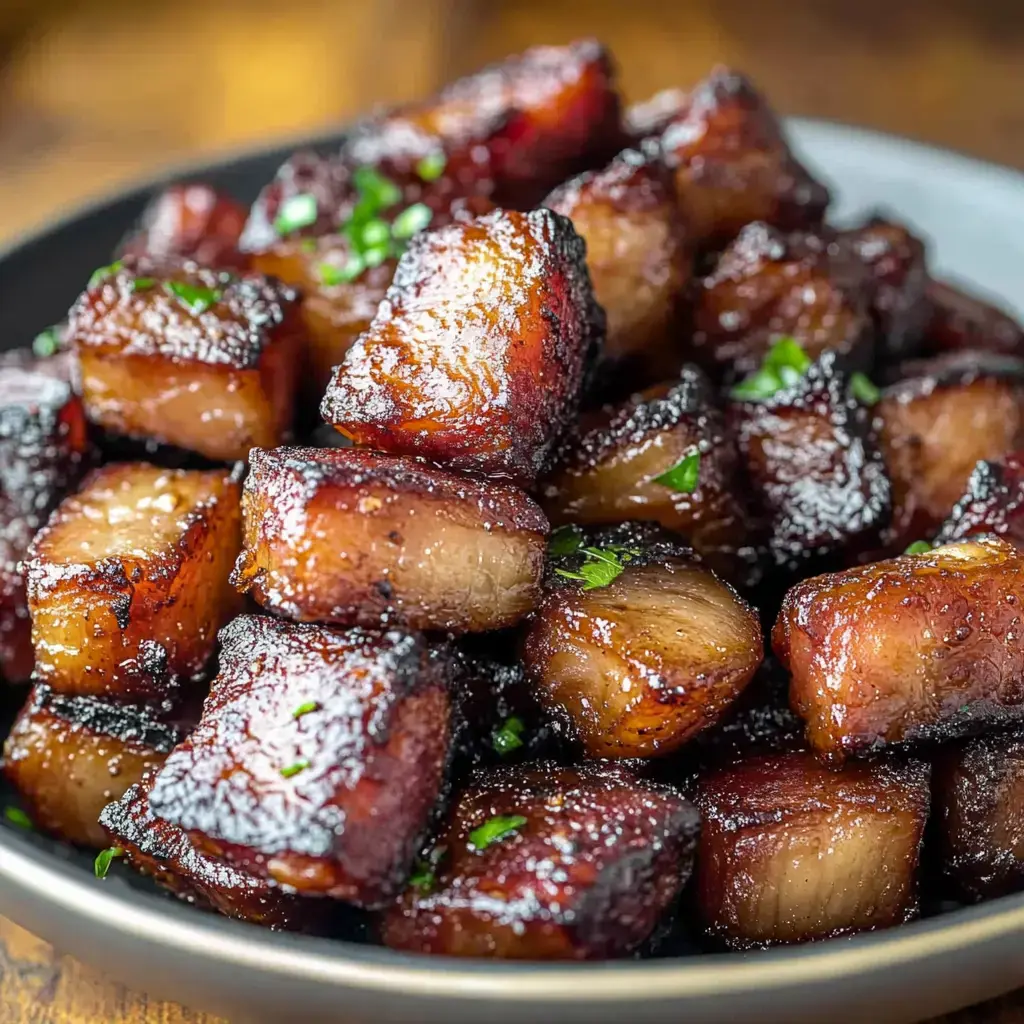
[[1, 0, 1023, 1019]]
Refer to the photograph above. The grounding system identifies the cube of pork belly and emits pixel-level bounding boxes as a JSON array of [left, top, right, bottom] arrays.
[[523, 523, 763, 758], [117, 183, 250, 270], [691, 223, 873, 381], [695, 753, 930, 948], [729, 351, 891, 573], [3, 685, 182, 847], [774, 536, 1024, 758], [147, 615, 455, 907], [26, 463, 243, 700], [544, 147, 690, 386], [648, 69, 829, 247], [934, 729, 1024, 900], [922, 279, 1024, 358], [69, 259, 303, 462], [936, 453, 1024, 549], [231, 446, 548, 633], [320, 208, 604, 486], [381, 760, 699, 959], [877, 351, 1024, 550], [539, 367, 758, 586], [100, 779, 321, 931]]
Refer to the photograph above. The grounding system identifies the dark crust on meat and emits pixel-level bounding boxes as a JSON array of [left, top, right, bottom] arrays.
[[936, 454, 1024, 547], [885, 349, 1024, 396], [923, 279, 1024, 359]]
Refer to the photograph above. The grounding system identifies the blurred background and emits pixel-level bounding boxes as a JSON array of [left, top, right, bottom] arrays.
[[0, 0, 1022, 244]]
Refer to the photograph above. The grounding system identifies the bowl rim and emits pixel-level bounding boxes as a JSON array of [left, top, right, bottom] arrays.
[[3, 115, 1024, 1004]]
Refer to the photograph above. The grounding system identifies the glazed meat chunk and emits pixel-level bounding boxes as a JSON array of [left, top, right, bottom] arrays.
[[936, 453, 1024, 549], [320, 208, 603, 486], [696, 753, 930, 947], [922, 279, 1024, 358], [691, 223, 873, 381], [4, 685, 182, 847], [231, 446, 548, 633], [774, 536, 1024, 758], [147, 616, 455, 907], [70, 259, 304, 461], [523, 524, 762, 758], [382, 761, 699, 959], [544, 147, 690, 386], [26, 463, 242, 700]]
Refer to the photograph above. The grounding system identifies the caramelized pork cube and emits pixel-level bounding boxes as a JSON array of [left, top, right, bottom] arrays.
[[3, 685, 181, 847], [923, 279, 1024, 358], [539, 368, 756, 585], [934, 729, 1024, 900], [544, 147, 689, 385], [26, 463, 242, 700], [623, 88, 688, 142], [231, 446, 547, 633], [696, 753, 930, 947], [321, 208, 603, 485], [936, 453, 1024, 549], [877, 352, 1024, 549], [147, 615, 454, 907], [523, 524, 762, 758], [774, 536, 1024, 758], [691, 223, 873, 381], [382, 761, 699, 959], [118, 183, 249, 270], [651, 69, 829, 247], [70, 259, 303, 461], [729, 351, 891, 572], [100, 779, 321, 931]]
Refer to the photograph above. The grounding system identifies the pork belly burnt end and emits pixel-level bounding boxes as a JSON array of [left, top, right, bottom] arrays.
[[729, 351, 891, 572], [923, 280, 1024, 358], [696, 753, 930, 948], [934, 729, 1024, 900], [544, 147, 690, 384], [0, 366, 89, 682], [100, 780, 320, 931], [147, 615, 454, 907], [4, 685, 181, 847], [691, 223, 873, 381], [321, 208, 603, 485], [382, 761, 699, 959], [774, 536, 1024, 758], [70, 259, 303, 461], [539, 368, 756, 585], [231, 447, 547, 633], [523, 524, 762, 758], [26, 463, 242, 700], [936, 453, 1024, 549]]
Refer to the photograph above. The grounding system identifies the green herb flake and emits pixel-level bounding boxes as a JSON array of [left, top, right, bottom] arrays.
[[408, 861, 435, 893], [280, 760, 310, 779], [131, 277, 157, 293], [319, 254, 365, 286], [653, 450, 701, 493], [352, 167, 402, 210], [555, 545, 639, 591], [850, 371, 881, 405], [300, 238, 319, 254], [32, 326, 63, 359], [361, 243, 391, 268], [731, 336, 811, 401], [391, 203, 433, 241], [164, 281, 222, 315], [357, 218, 391, 249], [416, 152, 447, 182], [273, 193, 319, 236], [468, 814, 527, 851], [94, 846, 124, 879], [292, 701, 319, 719], [492, 716, 525, 756], [4, 806, 31, 830], [904, 540, 933, 556], [548, 524, 584, 557], [88, 260, 123, 290]]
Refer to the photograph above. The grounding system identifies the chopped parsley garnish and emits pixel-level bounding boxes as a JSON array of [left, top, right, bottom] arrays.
[[469, 814, 527, 851], [653, 450, 701, 493], [131, 277, 157, 292], [548, 524, 584, 557], [320, 257, 365, 286], [94, 847, 123, 879], [32, 326, 62, 359], [391, 203, 433, 240], [280, 760, 310, 779], [164, 281, 222, 315], [904, 540, 933, 556], [492, 716, 525, 755], [292, 701, 319, 719], [555, 544, 640, 591], [274, 193, 319, 236], [416, 152, 447, 182], [850, 371, 881, 405], [3, 807, 31, 830], [88, 260, 123, 290], [731, 336, 811, 401]]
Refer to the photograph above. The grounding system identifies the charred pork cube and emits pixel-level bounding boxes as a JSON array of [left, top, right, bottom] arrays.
[[231, 446, 547, 633], [382, 761, 699, 959], [728, 348, 891, 572], [877, 351, 1024, 549], [691, 223, 873, 381], [922, 279, 1024, 358], [934, 729, 1024, 900], [26, 463, 242, 700], [100, 779, 320, 931], [623, 88, 688, 142], [3, 685, 182, 847], [844, 217, 929, 361], [936, 453, 1024, 549], [70, 259, 304, 462], [523, 523, 763, 758], [544, 147, 690, 386], [650, 69, 829, 247], [539, 368, 757, 585], [696, 753, 930, 948], [774, 536, 1024, 759], [321, 208, 603, 486], [147, 615, 454, 907], [118, 183, 250, 270]]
